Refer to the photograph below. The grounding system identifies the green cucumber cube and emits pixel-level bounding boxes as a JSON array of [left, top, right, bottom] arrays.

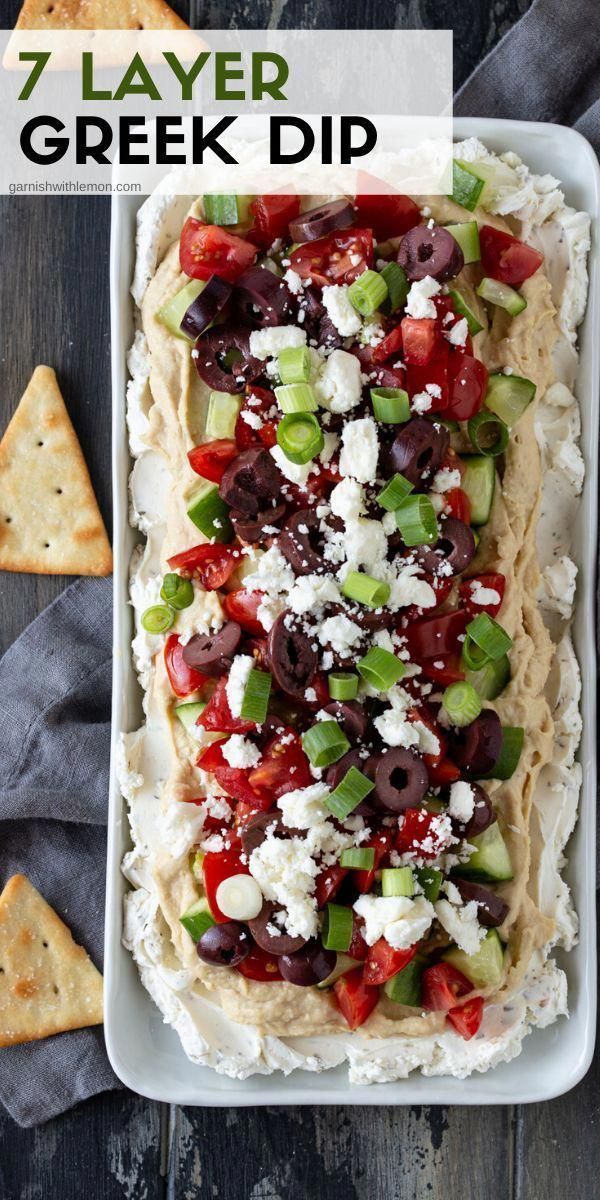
[[449, 161, 484, 212], [383, 956, 423, 1006], [461, 455, 496, 526], [445, 221, 481, 263], [206, 391, 242, 440], [443, 928, 505, 989], [457, 823, 513, 883], [477, 277, 527, 316], [485, 373, 536, 428], [187, 482, 233, 542], [180, 897, 215, 942], [174, 701, 205, 733], [448, 288, 484, 336], [158, 280, 205, 340]]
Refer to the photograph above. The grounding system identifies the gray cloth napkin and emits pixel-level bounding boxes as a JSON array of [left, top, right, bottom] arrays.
[[1, 0, 599, 1129]]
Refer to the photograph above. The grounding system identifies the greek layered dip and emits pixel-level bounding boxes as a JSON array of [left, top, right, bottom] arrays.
[[120, 140, 589, 1082]]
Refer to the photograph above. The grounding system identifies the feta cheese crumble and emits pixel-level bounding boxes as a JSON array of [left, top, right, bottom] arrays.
[[249, 326, 306, 359], [353, 894, 435, 949], [322, 284, 362, 337], [221, 735, 262, 770], [339, 417, 379, 484], [315, 349, 362, 413], [405, 276, 441, 319], [225, 655, 254, 719]]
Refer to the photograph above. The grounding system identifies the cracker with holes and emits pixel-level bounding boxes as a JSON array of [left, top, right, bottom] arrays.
[[0, 365, 112, 575], [0, 875, 103, 1047], [15, 0, 189, 29]]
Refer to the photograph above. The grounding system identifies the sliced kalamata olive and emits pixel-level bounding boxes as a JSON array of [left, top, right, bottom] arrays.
[[278, 940, 337, 986], [180, 274, 232, 339], [344, 606, 396, 633], [197, 921, 251, 966], [268, 612, 318, 698], [451, 710, 503, 778], [450, 783, 496, 840], [219, 447, 284, 516], [239, 810, 284, 855], [453, 879, 510, 927], [318, 314, 344, 349], [300, 286, 326, 339], [193, 324, 262, 394], [373, 747, 428, 813], [231, 501, 286, 543], [397, 224, 464, 283], [388, 418, 449, 486], [249, 900, 306, 956], [289, 199, 355, 243], [182, 621, 241, 676], [415, 516, 476, 577], [324, 700, 368, 741], [277, 509, 326, 576], [235, 265, 294, 328], [325, 748, 365, 790]]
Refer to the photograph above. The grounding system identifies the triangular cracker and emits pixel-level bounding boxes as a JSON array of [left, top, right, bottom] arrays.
[[15, 0, 189, 29], [0, 875, 103, 1047], [0, 366, 112, 575]]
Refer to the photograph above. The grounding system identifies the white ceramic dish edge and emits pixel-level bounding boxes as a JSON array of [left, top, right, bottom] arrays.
[[105, 118, 599, 1106]]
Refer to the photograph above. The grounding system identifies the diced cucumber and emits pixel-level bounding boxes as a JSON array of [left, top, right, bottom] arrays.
[[316, 952, 357, 989], [380, 261, 409, 313], [187, 482, 233, 542], [464, 654, 510, 701], [190, 850, 204, 884], [458, 823, 513, 883], [477, 277, 527, 316], [453, 158, 518, 211], [444, 221, 481, 263], [416, 866, 443, 903], [257, 254, 283, 277], [461, 455, 496, 526], [449, 161, 484, 212], [439, 417, 460, 434], [384, 956, 423, 1006], [206, 392, 242, 440], [443, 928, 505, 989], [485, 373, 536, 428], [202, 194, 252, 226], [158, 280, 205, 340], [423, 795, 446, 815], [180, 896, 215, 942], [448, 288, 484, 336], [174, 701, 205, 733], [481, 726, 524, 780]]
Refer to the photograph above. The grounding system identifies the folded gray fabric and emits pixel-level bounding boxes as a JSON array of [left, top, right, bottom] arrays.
[[0, 577, 121, 1126]]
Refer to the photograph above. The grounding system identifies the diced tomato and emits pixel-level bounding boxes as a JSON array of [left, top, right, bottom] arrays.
[[396, 807, 452, 860], [290, 228, 373, 288], [333, 968, 379, 1030], [407, 610, 469, 662], [222, 589, 265, 634], [236, 944, 283, 982], [352, 829, 394, 894], [168, 544, 239, 591], [447, 995, 484, 1040], [353, 343, 406, 391], [203, 846, 250, 922], [363, 940, 417, 986], [372, 323, 403, 365], [197, 677, 255, 735], [419, 654, 465, 687], [445, 487, 471, 524], [479, 225, 543, 287], [407, 707, 445, 768], [401, 317, 438, 366], [404, 341, 450, 410], [247, 194, 301, 249], [188, 439, 238, 484], [235, 385, 278, 451], [180, 218, 256, 282], [164, 634, 207, 698], [315, 864, 348, 910], [348, 917, 369, 962], [447, 354, 489, 421], [248, 728, 312, 798], [426, 756, 461, 787], [401, 571, 454, 624], [421, 962, 472, 1012], [459, 573, 505, 619], [283, 462, 340, 511], [353, 180, 421, 241], [197, 739, 272, 810]]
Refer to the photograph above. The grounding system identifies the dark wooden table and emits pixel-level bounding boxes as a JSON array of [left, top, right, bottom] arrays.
[[0, 1, 598, 1196]]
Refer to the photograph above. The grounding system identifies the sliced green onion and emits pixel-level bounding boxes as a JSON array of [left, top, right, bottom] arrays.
[[467, 612, 512, 662], [371, 387, 410, 424], [187, 482, 233, 542], [482, 726, 524, 780], [468, 409, 510, 457], [381, 867, 414, 898], [326, 767, 375, 821], [202, 193, 240, 225], [179, 898, 215, 942], [416, 866, 443, 903], [383, 956, 423, 1005], [160, 573, 194, 610], [278, 345, 311, 384], [377, 473, 414, 511], [380, 261, 409, 313], [240, 669, 271, 724], [340, 846, 376, 870], [448, 288, 484, 336], [206, 391, 242, 440], [357, 646, 406, 691], [395, 494, 438, 547], [328, 672, 359, 701], [341, 571, 391, 609], [276, 412, 323, 464], [461, 636, 491, 672], [322, 903, 353, 952], [442, 681, 482, 727], [348, 269, 388, 316], [302, 721, 350, 768], [275, 382, 318, 414], [141, 605, 175, 635], [465, 655, 511, 701]]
